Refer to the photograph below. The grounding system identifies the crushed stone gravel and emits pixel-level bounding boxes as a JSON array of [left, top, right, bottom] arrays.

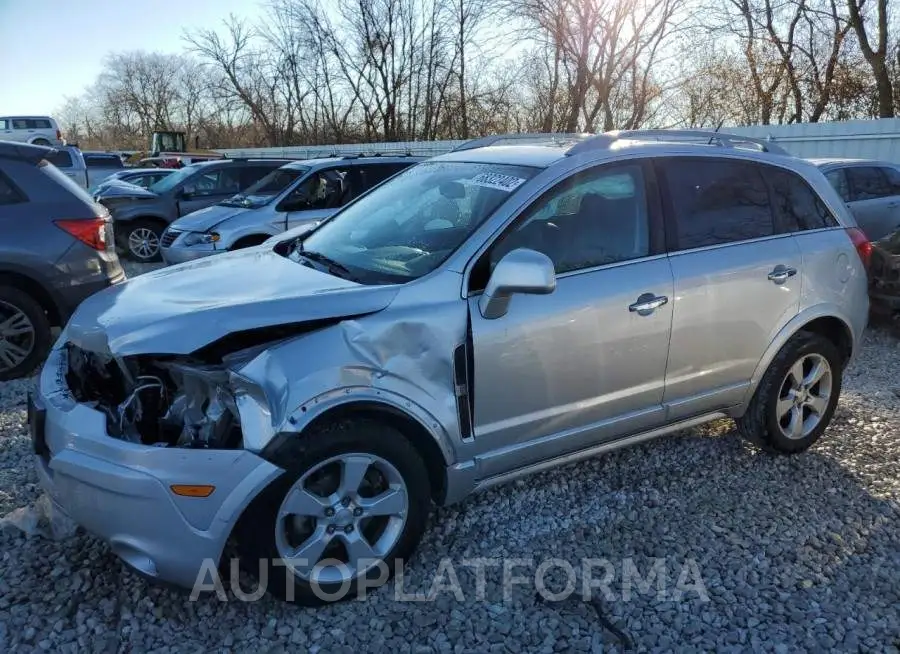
[[0, 263, 898, 652]]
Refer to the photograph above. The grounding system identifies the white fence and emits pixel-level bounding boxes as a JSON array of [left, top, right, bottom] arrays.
[[216, 140, 467, 160], [215, 118, 900, 163]]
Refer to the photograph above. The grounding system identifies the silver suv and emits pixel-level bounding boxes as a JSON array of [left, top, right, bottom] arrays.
[[30, 130, 869, 605]]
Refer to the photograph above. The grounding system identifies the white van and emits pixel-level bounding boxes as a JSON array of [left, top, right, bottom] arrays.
[[0, 116, 63, 146]]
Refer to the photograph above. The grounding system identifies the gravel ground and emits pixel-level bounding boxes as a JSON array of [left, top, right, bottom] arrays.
[[0, 261, 898, 652]]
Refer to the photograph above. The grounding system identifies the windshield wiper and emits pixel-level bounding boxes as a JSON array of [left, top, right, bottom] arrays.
[[298, 248, 360, 282]]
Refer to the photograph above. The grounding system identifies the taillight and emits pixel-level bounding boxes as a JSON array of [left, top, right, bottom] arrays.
[[845, 227, 872, 268], [55, 218, 108, 251], [56, 129, 62, 141]]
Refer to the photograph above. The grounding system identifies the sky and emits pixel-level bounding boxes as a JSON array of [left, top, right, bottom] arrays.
[[0, 0, 259, 115]]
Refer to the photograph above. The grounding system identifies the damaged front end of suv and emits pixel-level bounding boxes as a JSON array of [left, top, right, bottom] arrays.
[[65, 343, 262, 450]]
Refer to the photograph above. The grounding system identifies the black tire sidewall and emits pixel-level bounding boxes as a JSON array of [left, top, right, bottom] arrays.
[[0, 286, 52, 381], [759, 333, 843, 453], [235, 421, 431, 605]]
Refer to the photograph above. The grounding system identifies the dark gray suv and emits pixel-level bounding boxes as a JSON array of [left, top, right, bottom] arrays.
[[98, 158, 295, 261], [0, 141, 123, 380]]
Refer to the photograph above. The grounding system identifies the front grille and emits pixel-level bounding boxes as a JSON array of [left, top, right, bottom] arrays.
[[160, 229, 181, 247]]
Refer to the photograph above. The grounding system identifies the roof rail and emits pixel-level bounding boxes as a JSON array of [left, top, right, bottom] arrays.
[[566, 129, 791, 157], [451, 132, 592, 153]]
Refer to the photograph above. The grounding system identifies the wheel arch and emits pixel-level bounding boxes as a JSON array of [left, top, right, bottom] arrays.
[[744, 307, 856, 410], [230, 233, 272, 250], [0, 269, 63, 326], [118, 214, 169, 227], [264, 399, 452, 505]]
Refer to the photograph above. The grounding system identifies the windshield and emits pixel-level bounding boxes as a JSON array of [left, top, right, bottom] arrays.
[[221, 166, 308, 208], [148, 164, 202, 194], [296, 161, 538, 284]]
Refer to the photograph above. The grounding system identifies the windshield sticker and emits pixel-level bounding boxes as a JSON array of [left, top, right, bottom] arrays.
[[469, 172, 526, 192]]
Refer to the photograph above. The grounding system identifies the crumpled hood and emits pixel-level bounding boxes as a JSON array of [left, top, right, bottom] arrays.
[[172, 203, 250, 232], [65, 248, 400, 356], [94, 180, 158, 200]]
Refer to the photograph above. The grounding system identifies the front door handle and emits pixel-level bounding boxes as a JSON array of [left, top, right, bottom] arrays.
[[768, 265, 798, 284], [629, 293, 668, 315]]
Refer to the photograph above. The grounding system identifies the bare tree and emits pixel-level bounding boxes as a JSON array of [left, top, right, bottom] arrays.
[[507, 0, 685, 132], [847, 0, 894, 117]]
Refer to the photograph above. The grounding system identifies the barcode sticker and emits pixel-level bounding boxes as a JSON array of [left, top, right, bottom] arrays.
[[470, 173, 526, 192]]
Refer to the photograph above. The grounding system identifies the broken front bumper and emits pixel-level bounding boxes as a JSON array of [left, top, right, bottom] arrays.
[[31, 346, 284, 589]]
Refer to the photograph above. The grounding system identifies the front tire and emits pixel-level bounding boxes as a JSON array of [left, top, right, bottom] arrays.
[[236, 419, 431, 605], [121, 219, 164, 262], [737, 331, 843, 454], [0, 286, 51, 381]]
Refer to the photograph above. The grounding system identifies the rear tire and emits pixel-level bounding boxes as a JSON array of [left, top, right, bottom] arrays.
[[31, 138, 51, 147], [120, 219, 164, 262], [737, 331, 843, 454], [235, 419, 431, 605], [0, 286, 51, 381]]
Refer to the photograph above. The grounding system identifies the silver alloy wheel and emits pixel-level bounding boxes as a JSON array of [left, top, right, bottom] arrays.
[[128, 227, 160, 260], [776, 353, 833, 440], [0, 300, 35, 372], [275, 453, 409, 585]]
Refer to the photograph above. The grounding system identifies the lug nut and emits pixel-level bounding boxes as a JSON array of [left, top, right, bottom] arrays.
[[327, 525, 336, 534], [341, 497, 351, 507], [344, 524, 354, 534], [325, 507, 335, 517], [353, 507, 363, 517]]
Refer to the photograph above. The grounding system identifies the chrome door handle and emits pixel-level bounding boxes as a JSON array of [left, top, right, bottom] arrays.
[[767, 266, 797, 283], [629, 293, 668, 314]]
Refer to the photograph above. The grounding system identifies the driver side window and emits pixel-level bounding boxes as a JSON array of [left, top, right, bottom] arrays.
[[286, 169, 350, 210], [488, 164, 651, 276]]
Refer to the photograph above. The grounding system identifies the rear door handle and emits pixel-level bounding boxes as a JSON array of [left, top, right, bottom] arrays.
[[767, 265, 797, 283], [629, 293, 668, 315]]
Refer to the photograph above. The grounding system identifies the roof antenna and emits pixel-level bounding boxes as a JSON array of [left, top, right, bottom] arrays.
[[708, 120, 724, 146]]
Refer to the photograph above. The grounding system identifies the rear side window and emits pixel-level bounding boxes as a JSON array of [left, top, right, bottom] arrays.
[[825, 169, 849, 201], [846, 167, 891, 201], [659, 158, 774, 250], [0, 171, 25, 205], [765, 168, 839, 231], [881, 166, 900, 194], [32, 119, 52, 129], [46, 151, 73, 168], [359, 162, 412, 190]]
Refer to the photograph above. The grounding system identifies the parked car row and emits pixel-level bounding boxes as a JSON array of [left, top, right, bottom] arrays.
[[24, 130, 880, 605]]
